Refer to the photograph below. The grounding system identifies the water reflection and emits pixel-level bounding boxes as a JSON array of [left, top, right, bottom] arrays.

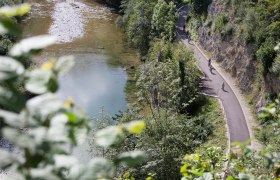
[[22, 0, 139, 162], [57, 53, 128, 117]]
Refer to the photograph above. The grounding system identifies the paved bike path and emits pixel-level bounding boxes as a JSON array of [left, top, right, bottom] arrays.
[[177, 6, 250, 143]]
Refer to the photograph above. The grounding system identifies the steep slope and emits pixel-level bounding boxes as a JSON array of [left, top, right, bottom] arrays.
[[188, 0, 280, 107]]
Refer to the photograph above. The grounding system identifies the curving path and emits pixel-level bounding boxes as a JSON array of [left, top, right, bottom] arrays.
[[177, 6, 250, 143]]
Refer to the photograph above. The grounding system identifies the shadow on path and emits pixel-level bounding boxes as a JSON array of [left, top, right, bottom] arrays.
[[176, 5, 250, 143]]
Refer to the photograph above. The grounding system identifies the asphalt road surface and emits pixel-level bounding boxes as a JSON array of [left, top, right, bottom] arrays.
[[177, 6, 250, 143]]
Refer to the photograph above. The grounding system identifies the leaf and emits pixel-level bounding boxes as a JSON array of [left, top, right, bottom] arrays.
[[25, 69, 58, 94], [200, 173, 213, 180], [0, 109, 22, 128], [123, 120, 146, 134], [0, 18, 21, 35], [3, 127, 35, 153], [9, 35, 56, 57], [238, 173, 255, 180], [0, 56, 24, 80], [116, 151, 147, 167], [30, 166, 60, 180], [47, 114, 68, 143], [226, 176, 236, 180], [28, 127, 47, 145], [268, 107, 276, 114], [0, 149, 15, 169], [55, 56, 75, 75], [69, 158, 115, 179], [0, 4, 31, 17], [95, 126, 124, 148], [0, 86, 25, 112], [26, 94, 63, 121], [54, 155, 78, 169], [66, 112, 78, 124]]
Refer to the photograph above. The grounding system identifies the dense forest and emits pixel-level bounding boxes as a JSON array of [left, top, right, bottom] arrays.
[[0, 0, 279, 179]]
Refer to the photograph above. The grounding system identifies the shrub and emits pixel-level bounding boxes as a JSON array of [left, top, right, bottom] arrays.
[[214, 14, 228, 33], [256, 38, 277, 75]]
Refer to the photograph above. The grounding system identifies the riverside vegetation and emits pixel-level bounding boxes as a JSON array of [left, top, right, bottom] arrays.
[[0, 1, 279, 180]]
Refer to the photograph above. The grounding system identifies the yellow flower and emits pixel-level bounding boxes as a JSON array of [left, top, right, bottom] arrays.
[[41, 59, 56, 70], [64, 97, 74, 108]]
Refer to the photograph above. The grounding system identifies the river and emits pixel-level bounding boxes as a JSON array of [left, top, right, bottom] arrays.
[[22, 0, 139, 162]]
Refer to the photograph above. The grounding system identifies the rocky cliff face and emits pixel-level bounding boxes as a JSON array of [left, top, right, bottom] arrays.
[[196, 0, 280, 106]]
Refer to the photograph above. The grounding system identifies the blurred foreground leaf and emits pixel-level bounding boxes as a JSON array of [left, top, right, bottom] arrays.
[[95, 126, 124, 148], [0, 17, 21, 35], [9, 35, 56, 57], [69, 158, 115, 179], [0, 4, 30, 17], [123, 120, 145, 134], [25, 69, 58, 94], [0, 56, 24, 80], [55, 56, 75, 75], [116, 151, 147, 167]]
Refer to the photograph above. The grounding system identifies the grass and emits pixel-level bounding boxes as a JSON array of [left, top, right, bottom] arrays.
[[195, 96, 228, 150]]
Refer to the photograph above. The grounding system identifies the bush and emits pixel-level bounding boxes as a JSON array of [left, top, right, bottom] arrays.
[[256, 38, 277, 75], [190, 0, 211, 18], [0, 37, 13, 55], [108, 111, 213, 180], [272, 54, 280, 75], [214, 14, 228, 33]]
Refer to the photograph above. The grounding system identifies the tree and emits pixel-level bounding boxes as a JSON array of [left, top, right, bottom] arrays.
[[151, 0, 177, 42], [137, 41, 200, 114]]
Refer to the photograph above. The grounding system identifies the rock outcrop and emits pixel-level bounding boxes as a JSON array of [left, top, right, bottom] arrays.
[[196, 0, 280, 107]]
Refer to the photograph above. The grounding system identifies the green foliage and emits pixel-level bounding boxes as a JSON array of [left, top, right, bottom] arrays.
[[117, 0, 178, 57], [117, 0, 155, 57], [107, 110, 213, 180], [151, 0, 177, 42], [213, 14, 232, 38], [0, 3, 25, 56], [0, 4, 30, 17], [257, 94, 280, 152], [181, 147, 224, 179], [256, 38, 277, 75], [186, 15, 201, 41], [137, 41, 200, 114], [0, 0, 20, 7], [185, 0, 211, 39], [189, 0, 211, 17], [272, 50, 280, 75], [179, 83, 280, 179], [0, 36, 13, 55], [0, 4, 147, 179], [181, 143, 280, 179], [230, 0, 280, 76]]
